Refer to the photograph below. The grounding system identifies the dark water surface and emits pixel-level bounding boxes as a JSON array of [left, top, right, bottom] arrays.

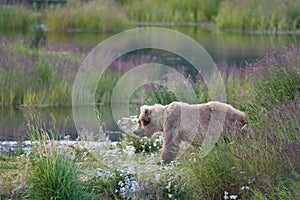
[[1, 27, 300, 141]]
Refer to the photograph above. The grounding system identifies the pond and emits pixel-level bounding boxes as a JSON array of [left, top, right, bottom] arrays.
[[1, 26, 300, 144]]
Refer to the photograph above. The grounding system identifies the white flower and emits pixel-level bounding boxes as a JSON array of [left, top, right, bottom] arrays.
[[124, 145, 136, 156], [118, 181, 124, 187], [224, 191, 229, 200], [96, 171, 103, 178], [168, 194, 173, 199], [166, 182, 172, 192], [155, 174, 161, 182], [241, 186, 250, 191], [229, 194, 238, 199]]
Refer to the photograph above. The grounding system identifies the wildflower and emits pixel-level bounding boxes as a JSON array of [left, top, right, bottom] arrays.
[[153, 141, 157, 147], [124, 145, 136, 156], [155, 174, 161, 182], [118, 181, 124, 187], [174, 184, 178, 193], [166, 181, 172, 192], [224, 191, 229, 199], [229, 194, 238, 199], [96, 171, 103, 178], [241, 186, 250, 190], [168, 194, 173, 199]]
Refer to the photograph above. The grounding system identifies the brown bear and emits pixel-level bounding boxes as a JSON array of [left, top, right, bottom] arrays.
[[133, 101, 247, 164]]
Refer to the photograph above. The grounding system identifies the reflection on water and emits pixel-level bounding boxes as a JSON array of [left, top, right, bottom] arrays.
[[0, 104, 140, 141], [2, 27, 299, 64], [0, 106, 75, 141], [1, 26, 300, 141]]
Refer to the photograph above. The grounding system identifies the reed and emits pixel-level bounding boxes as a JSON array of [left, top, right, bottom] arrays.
[[123, 0, 223, 23], [0, 39, 79, 106], [46, 0, 132, 32], [0, 5, 39, 30], [215, 0, 300, 32]]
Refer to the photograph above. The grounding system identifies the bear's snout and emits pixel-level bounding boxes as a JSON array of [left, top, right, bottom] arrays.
[[133, 127, 144, 137]]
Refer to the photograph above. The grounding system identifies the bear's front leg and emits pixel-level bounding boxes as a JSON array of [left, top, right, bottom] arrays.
[[159, 130, 180, 164]]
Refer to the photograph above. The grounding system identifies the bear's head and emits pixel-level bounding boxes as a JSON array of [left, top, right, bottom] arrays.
[[133, 104, 164, 138]]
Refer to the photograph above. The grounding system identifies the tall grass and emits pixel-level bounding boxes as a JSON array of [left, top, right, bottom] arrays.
[[215, 0, 300, 32], [1, 0, 300, 32], [182, 45, 300, 199], [46, 0, 132, 32], [0, 5, 40, 29], [25, 111, 92, 200], [185, 102, 299, 199], [0, 38, 80, 106], [123, 0, 224, 23]]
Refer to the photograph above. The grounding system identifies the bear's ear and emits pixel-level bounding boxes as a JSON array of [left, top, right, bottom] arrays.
[[141, 105, 151, 120], [144, 108, 151, 119]]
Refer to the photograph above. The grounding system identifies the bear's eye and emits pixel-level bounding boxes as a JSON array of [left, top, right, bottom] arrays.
[[143, 119, 151, 126]]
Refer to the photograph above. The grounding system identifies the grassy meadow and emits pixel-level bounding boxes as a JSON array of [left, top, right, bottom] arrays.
[[0, 0, 300, 199], [0, 38, 299, 199], [1, 0, 300, 32]]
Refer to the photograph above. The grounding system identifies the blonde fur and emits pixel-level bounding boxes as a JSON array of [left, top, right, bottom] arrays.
[[133, 101, 247, 164]]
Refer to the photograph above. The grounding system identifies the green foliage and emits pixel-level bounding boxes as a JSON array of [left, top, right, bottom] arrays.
[[215, 0, 300, 32]]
